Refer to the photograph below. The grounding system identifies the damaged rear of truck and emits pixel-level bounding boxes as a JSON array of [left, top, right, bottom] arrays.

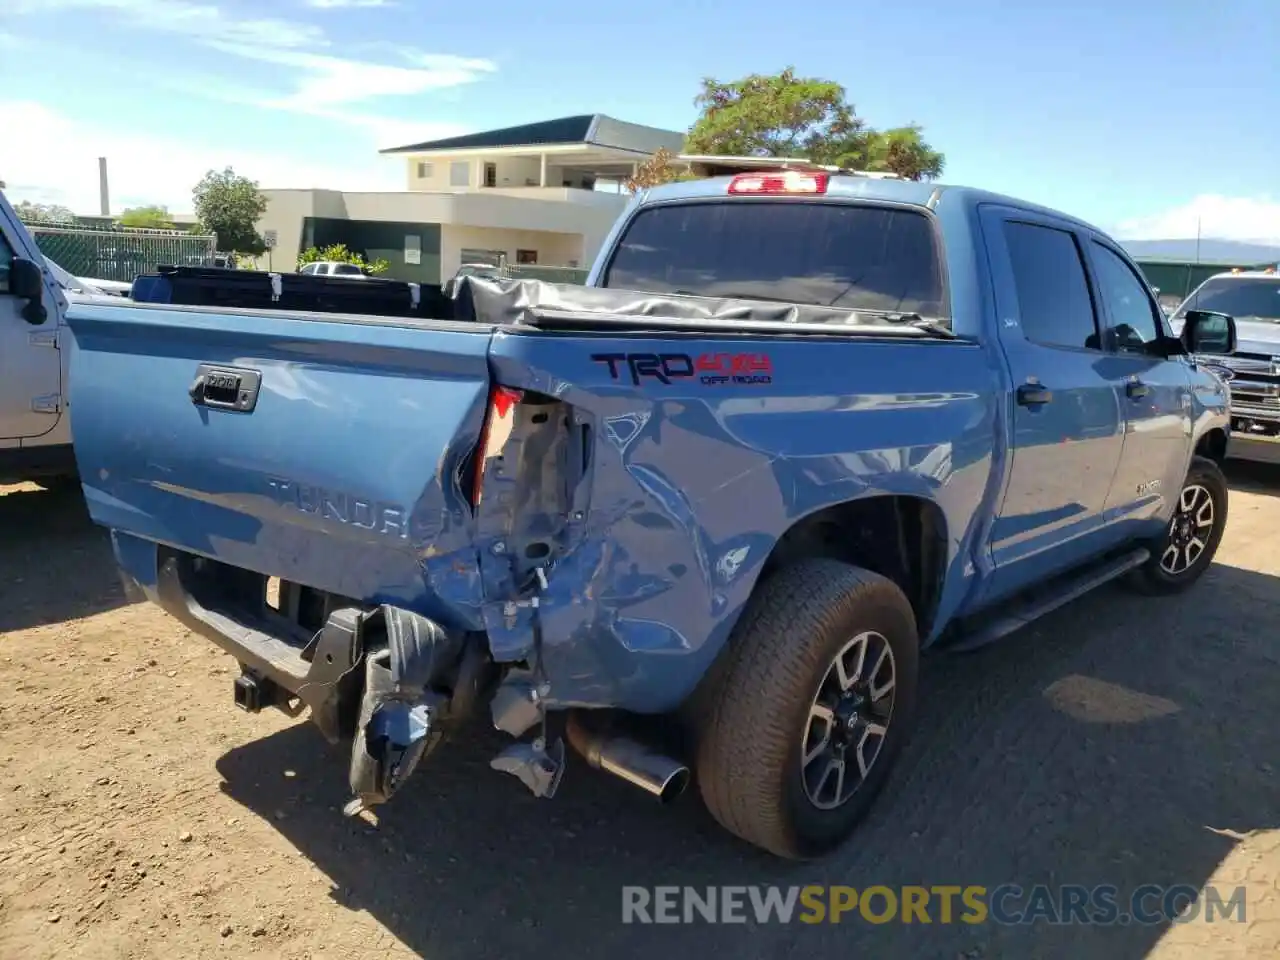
[[65, 172, 1174, 860]]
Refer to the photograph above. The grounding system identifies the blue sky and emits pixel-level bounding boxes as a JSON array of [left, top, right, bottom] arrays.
[[1, 0, 1277, 240]]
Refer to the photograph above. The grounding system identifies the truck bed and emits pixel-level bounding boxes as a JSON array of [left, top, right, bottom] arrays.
[[65, 277, 987, 712]]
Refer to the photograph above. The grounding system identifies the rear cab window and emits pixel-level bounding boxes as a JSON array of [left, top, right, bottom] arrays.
[[601, 200, 948, 323]]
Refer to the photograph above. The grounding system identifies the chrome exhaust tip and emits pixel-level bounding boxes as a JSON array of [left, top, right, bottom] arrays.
[[565, 712, 690, 803]]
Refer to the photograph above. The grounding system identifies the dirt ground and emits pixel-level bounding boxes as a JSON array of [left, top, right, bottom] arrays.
[[1, 469, 1278, 960]]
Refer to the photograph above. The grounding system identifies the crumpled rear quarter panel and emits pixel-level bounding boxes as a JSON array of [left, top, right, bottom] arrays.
[[484, 330, 1001, 713]]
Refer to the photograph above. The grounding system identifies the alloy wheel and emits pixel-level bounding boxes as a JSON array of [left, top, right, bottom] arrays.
[[800, 630, 897, 811], [1160, 483, 1215, 576]]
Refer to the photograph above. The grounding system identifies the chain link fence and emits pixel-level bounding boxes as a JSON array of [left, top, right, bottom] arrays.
[[22, 223, 218, 283], [498, 262, 589, 285]]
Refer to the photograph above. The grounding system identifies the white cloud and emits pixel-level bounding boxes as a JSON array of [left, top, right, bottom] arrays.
[[1114, 195, 1280, 243], [8, 0, 497, 129], [11, 0, 325, 49], [306, 0, 394, 7], [0, 100, 409, 215], [206, 42, 496, 108]]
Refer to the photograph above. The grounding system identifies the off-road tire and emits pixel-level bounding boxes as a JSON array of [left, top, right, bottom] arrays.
[[694, 559, 920, 860], [1125, 455, 1228, 596]]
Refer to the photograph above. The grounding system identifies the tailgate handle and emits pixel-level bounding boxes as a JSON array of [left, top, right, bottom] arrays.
[[190, 364, 262, 413]]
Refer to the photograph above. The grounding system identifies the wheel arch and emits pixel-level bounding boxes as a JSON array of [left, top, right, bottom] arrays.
[[758, 494, 950, 640], [1194, 427, 1228, 466]]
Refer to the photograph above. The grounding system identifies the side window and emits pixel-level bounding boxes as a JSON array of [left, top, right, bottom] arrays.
[[1089, 241, 1163, 354], [299, 263, 316, 275], [1002, 221, 1099, 350], [0, 231, 13, 294]]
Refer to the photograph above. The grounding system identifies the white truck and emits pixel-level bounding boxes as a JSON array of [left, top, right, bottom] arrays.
[[298, 260, 372, 278], [0, 189, 88, 487], [1171, 268, 1280, 464]]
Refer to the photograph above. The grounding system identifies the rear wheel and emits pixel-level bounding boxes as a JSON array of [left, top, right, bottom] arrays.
[[694, 559, 919, 859], [1126, 456, 1228, 595]]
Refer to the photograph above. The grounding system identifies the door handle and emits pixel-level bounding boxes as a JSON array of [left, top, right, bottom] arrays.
[[1126, 379, 1150, 400], [1016, 383, 1053, 407]]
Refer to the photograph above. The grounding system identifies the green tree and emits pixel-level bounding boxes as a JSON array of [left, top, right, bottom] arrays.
[[826, 125, 945, 182], [623, 147, 696, 194], [192, 167, 268, 255], [118, 204, 175, 229], [14, 200, 76, 224], [685, 67, 864, 160], [683, 67, 945, 181], [296, 243, 389, 276]]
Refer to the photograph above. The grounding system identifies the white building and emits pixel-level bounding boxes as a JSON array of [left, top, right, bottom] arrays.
[[253, 114, 684, 284]]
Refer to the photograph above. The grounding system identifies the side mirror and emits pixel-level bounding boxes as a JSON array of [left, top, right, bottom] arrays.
[[8, 258, 48, 325], [9, 257, 44, 299], [1180, 309, 1236, 356]]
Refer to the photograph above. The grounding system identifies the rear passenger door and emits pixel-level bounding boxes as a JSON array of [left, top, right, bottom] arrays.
[[978, 206, 1126, 603], [1083, 237, 1193, 526]]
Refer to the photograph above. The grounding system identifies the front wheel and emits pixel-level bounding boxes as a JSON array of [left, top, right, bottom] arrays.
[[694, 559, 920, 860], [1125, 455, 1228, 595]]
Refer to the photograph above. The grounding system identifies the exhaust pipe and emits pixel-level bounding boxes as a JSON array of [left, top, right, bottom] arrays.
[[565, 712, 690, 803]]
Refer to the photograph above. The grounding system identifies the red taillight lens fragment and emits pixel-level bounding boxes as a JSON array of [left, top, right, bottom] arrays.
[[490, 385, 522, 419], [471, 386, 524, 506]]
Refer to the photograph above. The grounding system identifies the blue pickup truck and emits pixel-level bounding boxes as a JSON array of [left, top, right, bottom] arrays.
[[46, 169, 1237, 860]]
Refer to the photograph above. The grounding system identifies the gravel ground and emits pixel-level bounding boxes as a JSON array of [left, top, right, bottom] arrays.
[[1, 467, 1278, 960]]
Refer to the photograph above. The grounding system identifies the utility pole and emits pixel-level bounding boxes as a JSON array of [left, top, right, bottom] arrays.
[[98, 157, 110, 216]]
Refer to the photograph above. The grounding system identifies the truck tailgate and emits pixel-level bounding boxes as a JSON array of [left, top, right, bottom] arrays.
[[65, 301, 494, 624]]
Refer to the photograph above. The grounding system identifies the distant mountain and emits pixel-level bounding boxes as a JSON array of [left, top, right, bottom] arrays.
[[1120, 238, 1280, 264]]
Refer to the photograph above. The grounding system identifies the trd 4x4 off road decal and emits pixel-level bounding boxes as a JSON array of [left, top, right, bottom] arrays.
[[590, 352, 773, 386]]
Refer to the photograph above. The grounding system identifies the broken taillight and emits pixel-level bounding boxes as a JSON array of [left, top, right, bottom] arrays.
[[471, 385, 524, 506]]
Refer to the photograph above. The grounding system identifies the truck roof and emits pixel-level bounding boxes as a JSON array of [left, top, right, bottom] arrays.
[[1200, 269, 1280, 281], [638, 174, 1108, 238]]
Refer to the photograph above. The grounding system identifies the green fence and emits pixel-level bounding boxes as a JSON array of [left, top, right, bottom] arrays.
[[1135, 259, 1280, 306], [499, 262, 589, 285], [22, 223, 218, 283]]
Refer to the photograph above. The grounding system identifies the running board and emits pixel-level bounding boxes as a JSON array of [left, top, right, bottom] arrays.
[[946, 547, 1150, 653]]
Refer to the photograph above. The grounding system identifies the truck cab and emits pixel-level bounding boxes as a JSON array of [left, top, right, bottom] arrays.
[[0, 188, 78, 485]]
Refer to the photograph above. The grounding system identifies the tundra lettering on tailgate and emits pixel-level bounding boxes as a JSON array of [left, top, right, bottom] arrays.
[[266, 476, 410, 538], [591, 352, 773, 386]]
